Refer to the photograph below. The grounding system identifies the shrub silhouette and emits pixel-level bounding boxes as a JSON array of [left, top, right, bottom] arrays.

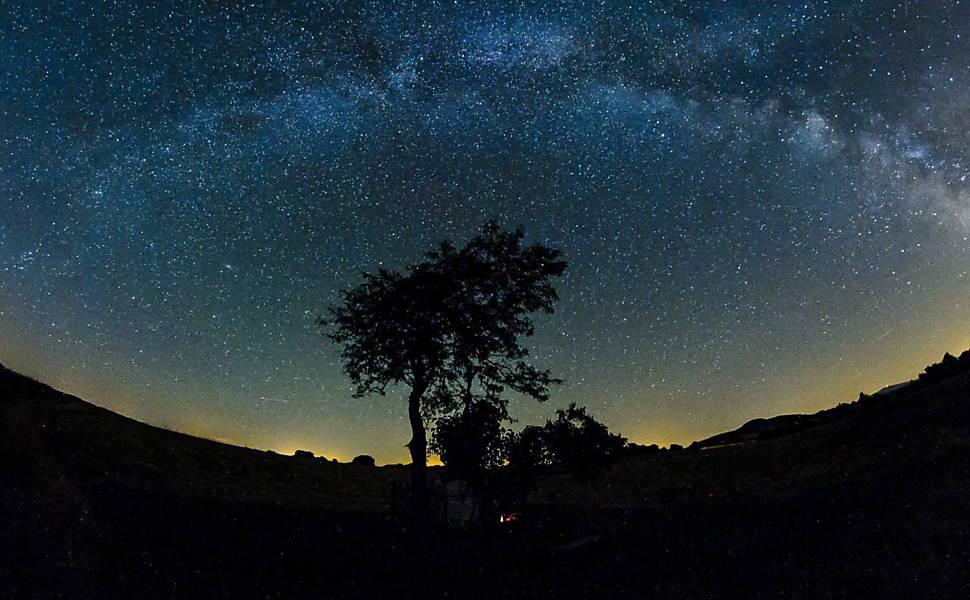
[[918, 350, 970, 385], [508, 403, 626, 480], [431, 401, 508, 486], [543, 403, 627, 474], [351, 455, 376, 467]]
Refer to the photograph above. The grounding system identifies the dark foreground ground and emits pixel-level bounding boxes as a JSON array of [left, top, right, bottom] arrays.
[[2, 360, 970, 599]]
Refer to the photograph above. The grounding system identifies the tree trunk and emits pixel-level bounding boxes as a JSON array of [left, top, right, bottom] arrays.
[[406, 381, 429, 522]]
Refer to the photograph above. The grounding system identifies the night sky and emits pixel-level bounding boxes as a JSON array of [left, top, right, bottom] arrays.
[[2, 1, 970, 463]]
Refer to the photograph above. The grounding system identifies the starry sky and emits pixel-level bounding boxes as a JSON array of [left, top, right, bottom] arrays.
[[2, 1, 970, 463]]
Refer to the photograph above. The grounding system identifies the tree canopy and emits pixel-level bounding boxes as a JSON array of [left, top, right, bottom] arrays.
[[430, 400, 509, 486], [509, 403, 627, 477], [323, 221, 567, 514]]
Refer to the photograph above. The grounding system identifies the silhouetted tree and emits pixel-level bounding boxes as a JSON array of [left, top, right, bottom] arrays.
[[431, 401, 509, 489], [508, 403, 626, 479], [323, 222, 566, 518], [505, 424, 550, 500]]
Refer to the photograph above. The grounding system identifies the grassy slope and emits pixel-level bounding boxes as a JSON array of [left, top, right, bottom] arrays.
[[3, 361, 970, 598], [519, 370, 970, 597], [534, 369, 970, 508], [0, 365, 407, 511]]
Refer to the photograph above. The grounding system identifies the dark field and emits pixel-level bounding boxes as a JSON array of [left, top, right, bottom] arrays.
[[3, 362, 970, 599]]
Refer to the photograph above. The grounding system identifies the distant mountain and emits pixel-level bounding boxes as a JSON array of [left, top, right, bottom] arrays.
[[690, 414, 818, 450], [690, 348, 970, 450]]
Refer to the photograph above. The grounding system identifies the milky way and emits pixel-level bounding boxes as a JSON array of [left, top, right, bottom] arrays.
[[2, 1, 969, 462]]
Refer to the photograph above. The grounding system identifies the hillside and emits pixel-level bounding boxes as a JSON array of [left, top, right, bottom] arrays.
[[3, 354, 970, 598], [0, 362, 407, 511], [534, 363, 970, 508]]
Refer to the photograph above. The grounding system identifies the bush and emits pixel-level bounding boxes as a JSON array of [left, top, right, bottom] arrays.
[[507, 404, 626, 477], [431, 401, 509, 484], [918, 351, 970, 385], [624, 443, 661, 456], [351, 455, 376, 467]]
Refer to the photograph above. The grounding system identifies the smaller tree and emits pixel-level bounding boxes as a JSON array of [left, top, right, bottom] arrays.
[[505, 424, 549, 500], [507, 403, 626, 480], [544, 403, 627, 474], [431, 401, 509, 488]]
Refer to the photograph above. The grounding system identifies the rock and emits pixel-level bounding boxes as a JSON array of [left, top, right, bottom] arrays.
[[293, 450, 314, 459]]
